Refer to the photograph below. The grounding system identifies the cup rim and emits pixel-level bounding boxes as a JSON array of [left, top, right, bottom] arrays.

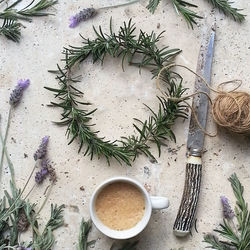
[[89, 176, 152, 239]]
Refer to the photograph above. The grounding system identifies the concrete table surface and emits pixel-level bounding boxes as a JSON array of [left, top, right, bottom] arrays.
[[1, 0, 250, 249]]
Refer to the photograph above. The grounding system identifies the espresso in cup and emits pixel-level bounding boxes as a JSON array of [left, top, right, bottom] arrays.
[[95, 182, 145, 231]]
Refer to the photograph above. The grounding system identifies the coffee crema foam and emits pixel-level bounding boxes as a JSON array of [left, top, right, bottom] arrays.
[[95, 182, 145, 231]]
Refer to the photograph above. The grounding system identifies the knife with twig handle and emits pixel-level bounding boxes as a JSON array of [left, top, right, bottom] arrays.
[[173, 25, 216, 237]]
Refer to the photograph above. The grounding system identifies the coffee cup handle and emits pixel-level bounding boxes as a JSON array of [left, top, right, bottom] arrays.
[[150, 196, 169, 210]]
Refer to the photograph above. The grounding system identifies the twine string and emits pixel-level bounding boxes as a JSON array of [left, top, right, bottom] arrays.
[[156, 63, 248, 136]]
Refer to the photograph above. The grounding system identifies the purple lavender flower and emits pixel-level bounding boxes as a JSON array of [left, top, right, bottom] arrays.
[[34, 136, 49, 161], [35, 171, 43, 184], [9, 79, 30, 106], [41, 158, 50, 168], [41, 158, 57, 183], [35, 158, 56, 184], [221, 196, 235, 219], [35, 166, 49, 184], [69, 8, 96, 28]]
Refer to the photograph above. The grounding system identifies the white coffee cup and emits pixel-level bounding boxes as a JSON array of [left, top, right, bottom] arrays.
[[89, 176, 169, 239]]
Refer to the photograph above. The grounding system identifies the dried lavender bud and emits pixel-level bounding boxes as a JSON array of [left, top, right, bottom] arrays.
[[41, 158, 50, 168], [221, 196, 235, 219], [41, 159, 57, 182], [41, 167, 48, 176], [34, 136, 49, 161], [69, 8, 96, 28], [35, 171, 44, 184], [40, 158, 57, 183], [49, 168, 57, 183], [9, 79, 30, 106], [35, 167, 49, 184]]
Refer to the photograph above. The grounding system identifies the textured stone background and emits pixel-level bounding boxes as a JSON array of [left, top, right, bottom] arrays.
[[1, 0, 250, 249]]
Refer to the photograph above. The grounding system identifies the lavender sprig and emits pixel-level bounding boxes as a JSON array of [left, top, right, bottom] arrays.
[[9, 79, 30, 106], [69, 8, 96, 28], [220, 196, 235, 219], [204, 174, 250, 249], [69, 0, 139, 28], [33, 136, 49, 161]]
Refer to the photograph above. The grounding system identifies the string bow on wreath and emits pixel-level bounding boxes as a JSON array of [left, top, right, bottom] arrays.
[[46, 19, 189, 165]]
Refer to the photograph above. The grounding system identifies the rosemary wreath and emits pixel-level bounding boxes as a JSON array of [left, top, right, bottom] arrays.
[[46, 19, 188, 165]]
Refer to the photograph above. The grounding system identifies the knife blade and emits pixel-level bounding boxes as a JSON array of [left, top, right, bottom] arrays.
[[173, 25, 216, 237]]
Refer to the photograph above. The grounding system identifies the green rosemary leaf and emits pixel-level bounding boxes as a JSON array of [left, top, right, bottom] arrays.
[[45, 204, 65, 231], [0, 18, 21, 42], [229, 173, 246, 212], [203, 234, 228, 249], [172, 0, 202, 29], [77, 218, 95, 250], [214, 220, 239, 245], [4, 0, 22, 11], [146, 0, 161, 13], [206, 0, 245, 22], [44, 86, 65, 93], [13, 0, 57, 17]]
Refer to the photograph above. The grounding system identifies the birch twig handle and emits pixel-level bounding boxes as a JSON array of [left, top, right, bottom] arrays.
[[173, 156, 202, 237]]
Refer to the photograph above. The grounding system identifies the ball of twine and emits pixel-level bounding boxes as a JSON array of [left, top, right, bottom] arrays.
[[212, 91, 250, 134]]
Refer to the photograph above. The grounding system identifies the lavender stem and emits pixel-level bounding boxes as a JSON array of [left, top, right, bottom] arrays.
[[0, 107, 12, 181], [0, 109, 16, 187], [36, 183, 54, 215], [0, 163, 37, 222], [23, 183, 37, 200], [99, 0, 139, 10]]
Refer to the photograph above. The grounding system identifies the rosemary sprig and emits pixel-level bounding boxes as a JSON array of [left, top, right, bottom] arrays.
[[146, 0, 202, 28], [0, 0, 57, 21], [146, 0, 245, 28], [204, 173, 250, 250], [0, 18, 21, 41], [206, 0, 245, 22], [77, 218, 138, 250], [77, 219, 95, 250], [46, 19, 188, 165], [172, 0, 202, 29], [0, 0, 57, 42], [146, 0, 161, 13], [32, 204, 65, 249]]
